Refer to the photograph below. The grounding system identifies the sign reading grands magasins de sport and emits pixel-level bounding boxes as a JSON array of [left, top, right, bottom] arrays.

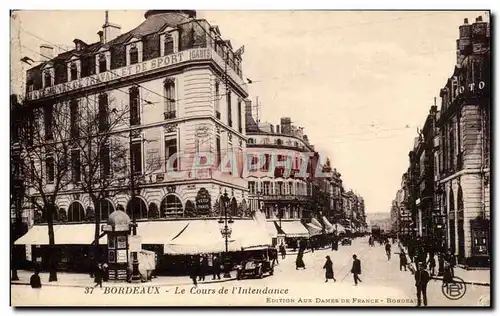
[[27, 48, 213, 101]]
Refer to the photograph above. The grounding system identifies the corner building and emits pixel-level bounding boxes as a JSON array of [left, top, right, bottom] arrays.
[[18, 11, 260, 272]]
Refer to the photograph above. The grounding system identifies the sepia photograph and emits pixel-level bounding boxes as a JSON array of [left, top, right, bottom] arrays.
[[9, 8, 491, 307]]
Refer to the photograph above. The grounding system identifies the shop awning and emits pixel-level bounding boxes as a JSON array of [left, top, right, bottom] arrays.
[[322, 216, 335, 233], [311, 218, 323, 230], [336, 224, 347, 234], [232, 220, 273, 250], [306, 223, 322, 236], [279, 221, 309, 238], [265, 221, 285, 238], [164, 219, 272, 255], [137, 221, 189, 245], [14, 224, 108, 245]]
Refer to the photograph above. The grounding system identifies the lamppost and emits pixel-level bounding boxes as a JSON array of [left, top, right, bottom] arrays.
[[129, 131, 141, 283], [218, 190, 233, 278]]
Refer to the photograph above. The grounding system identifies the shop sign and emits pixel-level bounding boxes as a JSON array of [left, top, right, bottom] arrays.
[[116, 249, 127, 263], [196, 188, 212, 215], [28, 48, 213, 101], [456, 81, 487, 96]]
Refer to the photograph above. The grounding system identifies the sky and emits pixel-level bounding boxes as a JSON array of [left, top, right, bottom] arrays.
[[10, 10, 489, 215]]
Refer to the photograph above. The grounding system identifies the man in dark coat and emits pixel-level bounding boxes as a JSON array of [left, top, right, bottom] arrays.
[[94, 264, 103, 288], [212, 254, 221, 280], [397, 247, 408, 271], [414, 262, 430, 307], [351, 254, 362, 285], [295, 250, 306, 270], [279, 244, 286, 260], [30, 270, 42, 289], [323, 256, 336, 283], [189, 256, 199, 287]]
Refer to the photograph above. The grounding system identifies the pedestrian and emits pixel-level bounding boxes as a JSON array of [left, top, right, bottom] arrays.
[[397, 248, 408, 271], [427, 255, 436, 276], [102, 262, 109, 282], [442, 261, 454, 287], [323, 256, 336, 283], [30, 269, 42, 289], [198, 255, 206, 281], [351, 254, 362, 286], [94, 263, 103, 288], [212, 254, 221, 280], [295, 250, 306, 270], [437, 253, 445, 276], [309, 240, 315, 253], [414, 262, 430, 307], [279, 243, 286, 260], [189, 256, 198, 287], [385, 242, 392, 260]]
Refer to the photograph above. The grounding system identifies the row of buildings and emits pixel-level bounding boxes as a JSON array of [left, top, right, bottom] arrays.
[[11, 10, 366, 273], [390, 16, 490, 267]]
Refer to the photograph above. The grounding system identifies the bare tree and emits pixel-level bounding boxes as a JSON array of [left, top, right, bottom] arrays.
[[69, 91, 162, 264], [16, 95, 73, 282]]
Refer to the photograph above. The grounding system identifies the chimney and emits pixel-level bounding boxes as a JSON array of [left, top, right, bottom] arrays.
[[476, 16, 483, 22], [280, 117, 292, 134], [102, 11, 121, 44], [40, 44, 54, 61], [276, 125, 280, 134], [97, 31, 104, 44], [464, 18, 469, 24]]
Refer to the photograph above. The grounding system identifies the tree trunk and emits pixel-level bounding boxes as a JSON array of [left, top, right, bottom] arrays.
[[93, 198, 101, 266], [47, 205, 58, 282]]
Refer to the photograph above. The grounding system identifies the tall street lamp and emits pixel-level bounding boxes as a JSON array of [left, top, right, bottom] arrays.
[[218, 190, 233, 278], [129, 132, 141, 283], [275, 203, 283, 228]]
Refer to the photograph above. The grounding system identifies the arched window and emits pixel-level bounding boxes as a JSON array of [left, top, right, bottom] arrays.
[[97, 199, 114, 221], [126, 197, 148, 220], [184, 200, 195, 217], [160, 194, 183, 217], [248, 138, 255, 144], [230, 197, 238, 217], [148, 202, 159, 219], [68, 201, 85, 222], [275, 139, 283, 145]]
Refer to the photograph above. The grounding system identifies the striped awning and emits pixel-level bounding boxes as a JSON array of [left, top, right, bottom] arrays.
[[306, 223, 322, 236], [15, 223, 108, 245], [164, 219, 272, 255], [311, 218, 323, 229], [322, 216, 335, 233], [279, 221, 309, 238]]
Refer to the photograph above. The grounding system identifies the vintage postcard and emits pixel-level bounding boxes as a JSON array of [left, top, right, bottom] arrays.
[[9, 10, 491, 307]]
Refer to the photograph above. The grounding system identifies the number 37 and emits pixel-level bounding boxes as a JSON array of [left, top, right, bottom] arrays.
[[84, 287, 94, 294]]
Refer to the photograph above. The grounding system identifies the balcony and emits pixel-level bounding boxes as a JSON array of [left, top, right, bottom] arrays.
[[164, 111, 176, 120]]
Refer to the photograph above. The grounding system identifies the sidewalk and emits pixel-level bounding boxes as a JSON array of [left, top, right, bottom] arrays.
[[398, 246, 490, 286], [11, 270, 237, 288]]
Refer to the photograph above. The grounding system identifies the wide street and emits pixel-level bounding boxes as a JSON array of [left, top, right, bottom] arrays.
[[11, 237, 489, 307]]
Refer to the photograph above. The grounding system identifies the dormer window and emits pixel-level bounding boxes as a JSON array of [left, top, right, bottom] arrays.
[[130, 44, 139, 64], [43, 69, 53, 88], [95, 50, 111, 74], [164, 34, 174, 55], [160, 29, 179, 56], [126, 40, 143, 65], [70, 63, 78, 81], [98, 54, 107, 73]]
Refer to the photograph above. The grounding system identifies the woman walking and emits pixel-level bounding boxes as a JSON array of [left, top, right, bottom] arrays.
[[323, 256, 336, 283], [295, 250, 306, 270]]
